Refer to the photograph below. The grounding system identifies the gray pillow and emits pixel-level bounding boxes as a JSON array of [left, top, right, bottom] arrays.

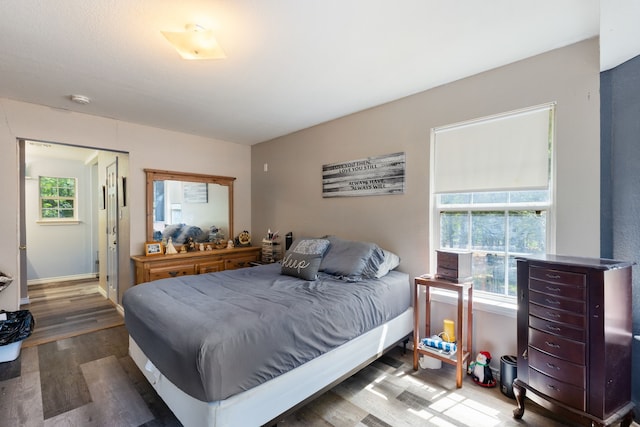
[[374, 249, 401, 278], [281, 238, 330, 280], [319, 236, 385, 281]]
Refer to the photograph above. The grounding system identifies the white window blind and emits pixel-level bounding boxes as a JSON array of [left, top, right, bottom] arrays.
[[432, 104, 554, 194]]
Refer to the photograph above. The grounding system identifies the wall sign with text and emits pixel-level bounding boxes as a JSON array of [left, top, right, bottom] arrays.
[[322, 152, 405, 198], [183, 182, 208, 203]]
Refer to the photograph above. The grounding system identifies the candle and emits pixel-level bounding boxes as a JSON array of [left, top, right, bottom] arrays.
[[443, 319, 455, 343]]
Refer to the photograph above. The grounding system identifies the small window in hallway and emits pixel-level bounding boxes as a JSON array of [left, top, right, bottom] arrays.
[[39, 176, 77, 220]]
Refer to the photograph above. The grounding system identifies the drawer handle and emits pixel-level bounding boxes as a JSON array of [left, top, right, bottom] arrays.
[[545, 286, 561, 293], [546, 325, 561, 332], [546, 384, 560, 391], [545, 273, 561, 280], [546, 311, 561, 318], [168, 271, 179, 277], [545, 298, 561, 305], [545, 341, 560, 349], [546, 362, 560, 370]]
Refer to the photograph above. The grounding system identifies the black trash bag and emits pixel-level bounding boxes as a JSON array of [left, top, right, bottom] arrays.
[[0, 310, 34, 345]]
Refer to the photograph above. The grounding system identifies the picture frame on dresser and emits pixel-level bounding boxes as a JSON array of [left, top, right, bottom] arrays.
[[145, 242, 163, 256]]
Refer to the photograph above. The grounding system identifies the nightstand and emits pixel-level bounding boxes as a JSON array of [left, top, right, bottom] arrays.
[[413, 275, 473, 388]]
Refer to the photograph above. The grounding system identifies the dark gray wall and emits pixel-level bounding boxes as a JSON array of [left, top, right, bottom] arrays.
[[600, 53, 640, 418]]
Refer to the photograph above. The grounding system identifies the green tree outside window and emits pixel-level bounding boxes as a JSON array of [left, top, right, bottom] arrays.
[[39, 176, 77, 220], [438, 192, 548, 298]]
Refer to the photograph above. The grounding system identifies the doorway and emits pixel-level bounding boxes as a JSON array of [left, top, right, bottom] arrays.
[[19, 139, 129, 311]]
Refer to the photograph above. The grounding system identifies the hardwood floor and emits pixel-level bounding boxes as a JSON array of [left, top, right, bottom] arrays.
[[0, 326, 178, 426], [4, 324, 631, 426], [1, 283, 637, 426], [21, 278, 124, 348]]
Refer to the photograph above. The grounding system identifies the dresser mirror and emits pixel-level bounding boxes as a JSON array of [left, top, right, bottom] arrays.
[[145, 169, 235, 245]]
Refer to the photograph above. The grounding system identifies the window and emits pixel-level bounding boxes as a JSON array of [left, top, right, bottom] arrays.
[[437, 190, 549, 298], [39, 176, 77, 220], [431, 104, 555, 300]]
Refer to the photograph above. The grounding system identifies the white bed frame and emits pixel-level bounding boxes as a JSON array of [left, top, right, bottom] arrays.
[[129, 307, 413, 426]]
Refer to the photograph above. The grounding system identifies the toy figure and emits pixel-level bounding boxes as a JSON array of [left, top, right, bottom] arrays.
[[468, 351, 496, 387], [165, 237, 178, 254], [186, 237, 196, 252]]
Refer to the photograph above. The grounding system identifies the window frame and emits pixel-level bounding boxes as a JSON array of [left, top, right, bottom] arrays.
[[433, 193, 554, 302], [38, 175, 79, 223]]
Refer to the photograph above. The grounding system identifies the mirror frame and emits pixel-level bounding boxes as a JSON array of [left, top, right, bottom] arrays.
[[145, 169, 235, 243]]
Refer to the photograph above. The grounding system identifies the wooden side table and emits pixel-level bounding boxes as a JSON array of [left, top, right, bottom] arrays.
[[413, 275, 473, 388]]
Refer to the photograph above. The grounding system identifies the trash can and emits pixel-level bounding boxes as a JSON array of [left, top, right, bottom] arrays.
[[0, 310, 34, 363], [500, 355, 517, 398], [419, 354, 442, 370]]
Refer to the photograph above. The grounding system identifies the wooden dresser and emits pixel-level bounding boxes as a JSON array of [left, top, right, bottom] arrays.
[[131, 246, 261, 285], [513, 255, 635, 427]]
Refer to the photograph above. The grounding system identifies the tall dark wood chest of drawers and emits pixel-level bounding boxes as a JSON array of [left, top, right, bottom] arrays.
[[513, 255, 635, 427]]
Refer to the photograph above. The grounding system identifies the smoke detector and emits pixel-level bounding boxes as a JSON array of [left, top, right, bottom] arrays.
[[70, 94, 91, 105]]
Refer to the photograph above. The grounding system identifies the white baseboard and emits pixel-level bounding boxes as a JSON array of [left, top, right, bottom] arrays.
[[98, 286, 124, 317], [20, 297, 30, 305], [97, 286, 107, 298], [27, 273, 98, 286]]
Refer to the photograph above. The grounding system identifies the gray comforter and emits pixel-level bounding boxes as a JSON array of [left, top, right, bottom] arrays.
[[123, 263, 410, 402]]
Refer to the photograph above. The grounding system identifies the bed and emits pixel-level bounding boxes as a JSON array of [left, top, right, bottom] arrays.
[[123, 236, 413, 426]]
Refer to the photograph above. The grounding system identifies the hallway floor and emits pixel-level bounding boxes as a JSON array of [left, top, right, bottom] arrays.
[[22, 278, 123, 348]]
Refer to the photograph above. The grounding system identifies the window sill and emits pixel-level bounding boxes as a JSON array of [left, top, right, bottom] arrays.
[[429, 288, 517, 319], [36, 220, 81, 225]]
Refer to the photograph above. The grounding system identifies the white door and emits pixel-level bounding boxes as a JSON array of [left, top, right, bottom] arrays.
[[106, 160, 118, 304]]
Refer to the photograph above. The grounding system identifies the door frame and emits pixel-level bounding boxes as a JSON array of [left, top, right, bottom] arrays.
[[106, 159, 119, 305], [18, 139, 28, 304], [18, 138, 129, 306]]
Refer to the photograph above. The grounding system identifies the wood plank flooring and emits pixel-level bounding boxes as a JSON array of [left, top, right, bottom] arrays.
[[1, 282, 637, 426], [4, 323, 631, 426], [21, 279, 124, 348], [0, 326, 176, 426]]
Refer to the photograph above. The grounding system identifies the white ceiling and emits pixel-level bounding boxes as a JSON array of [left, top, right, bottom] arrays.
[[24, 140, 99, 164], [0, 1, 637, 146]]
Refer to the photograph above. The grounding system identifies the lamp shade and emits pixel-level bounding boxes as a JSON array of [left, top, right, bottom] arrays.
[[161, 25, 226, 60]]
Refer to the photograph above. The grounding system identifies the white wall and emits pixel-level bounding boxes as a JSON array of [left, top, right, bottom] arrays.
[[252, 39, 600, 368], [0, 98, 252, 310], [25, 155, 95, 281]]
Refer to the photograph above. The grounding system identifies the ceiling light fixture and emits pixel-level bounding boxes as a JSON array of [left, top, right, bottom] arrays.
[[161, 24, 226, 60], [70, 94, 91, 105]]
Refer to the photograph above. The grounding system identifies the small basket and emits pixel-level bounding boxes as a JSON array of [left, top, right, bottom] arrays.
[[419, 355, 442, 369], [0, 341, 22, 363]]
